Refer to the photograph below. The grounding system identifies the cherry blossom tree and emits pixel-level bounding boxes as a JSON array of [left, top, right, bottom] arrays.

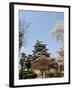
[[49, 20, 64, 44]]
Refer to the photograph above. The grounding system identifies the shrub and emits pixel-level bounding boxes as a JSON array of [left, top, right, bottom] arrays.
[[47, 72, 55, 77], [56, 72, 64, 77], [47, 72, 64, 78], [19, 70, 37, 79], [24, 73, 37, 79], [59, 64, 64, 72]]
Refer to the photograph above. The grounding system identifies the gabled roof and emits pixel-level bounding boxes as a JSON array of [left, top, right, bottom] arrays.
[[31, 55, 56, 70]]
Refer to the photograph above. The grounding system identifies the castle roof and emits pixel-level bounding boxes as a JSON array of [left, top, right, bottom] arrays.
[[31, 55, 55, 70]]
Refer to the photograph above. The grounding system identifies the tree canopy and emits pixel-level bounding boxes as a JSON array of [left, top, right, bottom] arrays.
[[49, 20, 64, 44]]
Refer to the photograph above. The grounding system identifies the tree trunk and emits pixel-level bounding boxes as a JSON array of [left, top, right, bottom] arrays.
[[21, 65, 24, 79]]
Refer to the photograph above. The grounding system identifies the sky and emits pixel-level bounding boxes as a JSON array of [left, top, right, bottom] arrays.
[[19, 10, 64, 57]]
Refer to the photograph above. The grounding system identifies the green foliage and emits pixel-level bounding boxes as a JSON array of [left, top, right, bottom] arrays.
[[19, 53, 27, 79], [19, 53, 33, 79], [20, 53, 33, 71], [59, 64, 64, 72], [26, 54, 32, 70], [20, 53, 27, 66], [47, 72, 56, 77], [27, 55, 32, 61], [56, 72, 64, 77], [25, 61, 31, 70], [19, 70, 37, 79], [47, 71, 64, 78]]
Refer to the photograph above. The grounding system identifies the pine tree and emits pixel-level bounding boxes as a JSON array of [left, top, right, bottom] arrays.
[[26, 55, 32, 71], [19, 53, 27, 79]]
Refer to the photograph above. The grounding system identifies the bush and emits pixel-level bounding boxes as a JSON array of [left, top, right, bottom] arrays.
[[24, 73, 37, 79], [47, 72, 64, 78], [60, 64, 64, 72], [47, 72, 55, 77], [19, 70, 37, 79], [56, 72, 64, 77]]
